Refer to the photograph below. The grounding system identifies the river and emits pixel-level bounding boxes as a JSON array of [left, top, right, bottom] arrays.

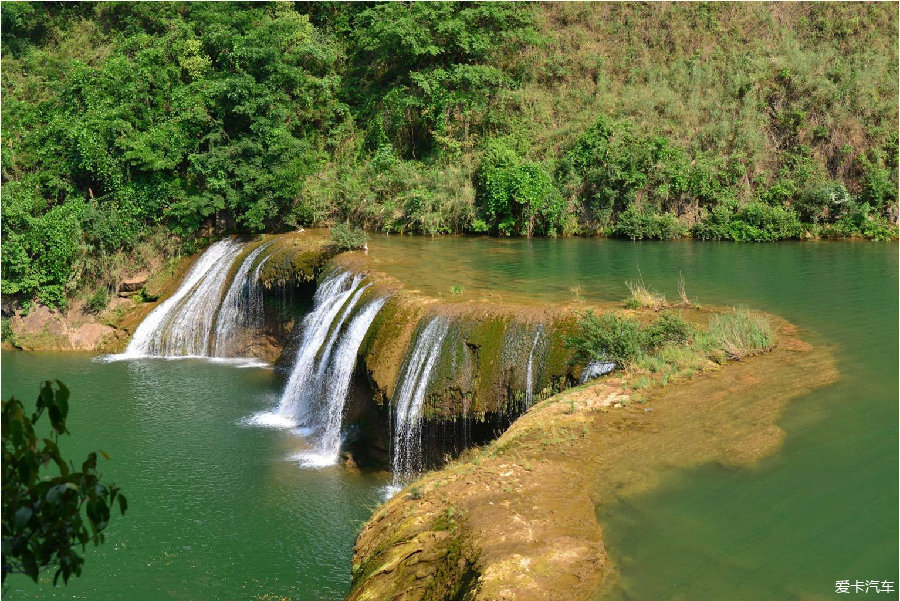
[[3, 237, 897, 600]]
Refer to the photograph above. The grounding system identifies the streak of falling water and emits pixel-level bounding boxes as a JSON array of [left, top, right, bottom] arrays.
[[297, 297, 387, 466], [390, 316, 451, 488], [525, 326, 543, 409], [275, 271, 365, 423], [213, 241, 274, 357], [123, 239, 246, 357]]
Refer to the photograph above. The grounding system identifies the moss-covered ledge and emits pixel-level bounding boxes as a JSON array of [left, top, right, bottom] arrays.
[[347, 319, 838, 601], [333, 251, 622, 422]]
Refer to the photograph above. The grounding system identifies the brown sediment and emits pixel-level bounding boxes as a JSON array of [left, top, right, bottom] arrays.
[[347, 320, 839, 601]]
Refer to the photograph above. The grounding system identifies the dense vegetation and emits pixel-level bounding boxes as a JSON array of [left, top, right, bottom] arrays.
[[567, 306, 775, 391], [2, 2, 897, 308]]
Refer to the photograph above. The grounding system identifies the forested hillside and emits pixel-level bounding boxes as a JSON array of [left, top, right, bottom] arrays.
[[2, 2, 897, 308]]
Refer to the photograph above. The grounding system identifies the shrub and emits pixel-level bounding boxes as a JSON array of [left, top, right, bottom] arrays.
[[694, 202, 803, 241], [795, 181, 853, 223], [705, 308, 774, 360], [85, 287, 110, 314], [330, 223, 369, 251], [1, 319, 15, 345], [614, 206, 688, 240], [566, 310, 645, 366], [644, 312, 694, 349]]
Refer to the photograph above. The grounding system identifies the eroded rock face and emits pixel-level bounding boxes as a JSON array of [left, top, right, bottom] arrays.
[[7, 304, 118, 351]]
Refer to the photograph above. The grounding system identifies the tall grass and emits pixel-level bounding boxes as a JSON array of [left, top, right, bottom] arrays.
[[704, 308, 775, 360]]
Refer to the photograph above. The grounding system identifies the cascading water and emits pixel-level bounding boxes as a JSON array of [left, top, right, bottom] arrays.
[[247, 253, 270, 327], [273, 271, 365, 423], [581, 360, 616, 383], [123, 239, 246, 357], [525, 326, 543, 409], [213, 241, 274, 357], [298, 297, 387, 465], [390, 316, 451, 488]]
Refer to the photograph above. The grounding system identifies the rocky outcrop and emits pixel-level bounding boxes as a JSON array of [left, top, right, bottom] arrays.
[[348, 320, 839, 601], [4, 230, 336, 355], [5, 302, 124, 351]]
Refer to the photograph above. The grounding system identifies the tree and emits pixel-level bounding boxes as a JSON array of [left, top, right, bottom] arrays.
[[2, 381, 127, 585]]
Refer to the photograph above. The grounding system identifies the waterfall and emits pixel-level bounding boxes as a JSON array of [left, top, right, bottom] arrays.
[[274, 271, 365, 423], [124, 239, 246, 357], [525, 326, 543, 409], [580, 360, 616, 383], [213, 241, 273, 357], [298, 297, 386, 465], [391, 316, 450, 487], [248, 253, 270, 327]]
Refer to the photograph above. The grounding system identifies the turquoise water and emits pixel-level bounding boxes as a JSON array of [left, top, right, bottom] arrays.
[[1, 353, 387, 601], [3, 237, 897, 600], [367, 235, 898, 601]]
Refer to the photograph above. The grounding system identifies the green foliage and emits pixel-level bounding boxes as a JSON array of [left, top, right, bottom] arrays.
[[614, 207, 688, 241], [85, 287, 110, 314], [643, 312, 694, 349], [330, 223, 369, 252], [1, 319, 15, 346], [557, 117, 736, 235], [568, 310, 695, 369], [475, 140, 564, 236], [694, 201, 804, 242], [2, 3, 897, 308], [565, 310, 644, 366], [795, 181, 853, 223], [2, 381, 127, 585], [346, 3, 539, 158]]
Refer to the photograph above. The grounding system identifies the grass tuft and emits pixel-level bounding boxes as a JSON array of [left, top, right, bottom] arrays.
[[705, 308, 774, 360], [624, 279, 667, 309]]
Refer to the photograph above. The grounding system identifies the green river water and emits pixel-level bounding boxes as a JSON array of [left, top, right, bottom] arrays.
[[3, 237, 897, 600]]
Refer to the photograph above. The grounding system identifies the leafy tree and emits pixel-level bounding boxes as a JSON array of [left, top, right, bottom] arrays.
[[2, 381, 127, 585], [345, 2, 539, 158]]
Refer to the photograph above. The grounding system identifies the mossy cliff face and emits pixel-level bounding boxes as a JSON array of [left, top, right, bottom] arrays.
[[328, 252, 609, 467], [347, 320, 839, 601], [335, 252, 589, 420]]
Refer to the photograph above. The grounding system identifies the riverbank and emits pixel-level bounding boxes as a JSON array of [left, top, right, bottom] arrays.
[[348, 318, 838, 600]]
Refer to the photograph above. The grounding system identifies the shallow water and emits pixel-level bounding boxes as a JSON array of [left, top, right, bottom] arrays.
[[3, 237, 897, 601], [368, 235, 899, 600]]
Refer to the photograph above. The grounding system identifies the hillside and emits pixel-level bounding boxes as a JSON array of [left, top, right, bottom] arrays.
[[1, 2, 897, 310]]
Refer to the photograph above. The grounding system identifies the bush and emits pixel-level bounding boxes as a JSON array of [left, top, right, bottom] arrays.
[[704, 308, 774, 360], [85, 288, 110, 314], [694, 201, 803, 241], [1, 319, 15, 345], [795, 181, 852, 223], [566, 310, 645, 366], [644, 312, 694, 349], [614, 206, 689, 240], [330, 223, 369, 251], [476, 140, 565, 236]]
